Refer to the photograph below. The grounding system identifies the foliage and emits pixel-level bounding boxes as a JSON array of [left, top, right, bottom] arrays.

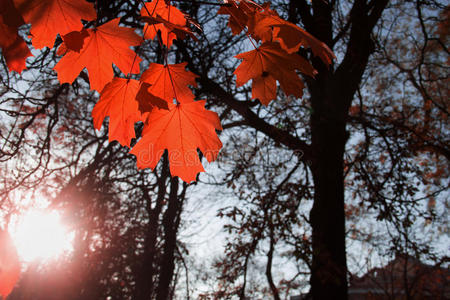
[[0, 0, 448, 299], [0, 0, 332, 183]]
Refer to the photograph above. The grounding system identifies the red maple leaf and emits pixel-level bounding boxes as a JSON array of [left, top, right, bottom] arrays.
[[141, 14, 197, 42], [217, 0, 248, 35], [0, 229, 20, 298], [249, 10, 335, 65], [140, 62, 199, 104], [141, 0, 187, 48], [13, 0, 96, 49], [0, 0, 32, 72], [92, 78, 146, 147], [54, 18, 142, 92], [234, 42, 316, 105], [217, 0, 263, 36], [0, 22, 32, 72], [220, 1, 335, 65], [251, 73, 277, 105], [130, 100, 222, 182]]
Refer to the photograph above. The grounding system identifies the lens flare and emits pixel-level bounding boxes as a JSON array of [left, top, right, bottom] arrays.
[[11, 210, 74, 262]]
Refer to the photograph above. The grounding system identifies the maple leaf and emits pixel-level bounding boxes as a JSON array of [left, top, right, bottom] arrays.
[[218, 1, 334, 66], [54, 18, 142, 92], [0, 229, 20, 298], [130, 100, 222, 182], [273, 24, 335, 65], [249, 11, 335, 65], [92, 78, 146, 147], [217, 0, 248, 35], [0, 0, 32, 72], [234, 42, 316, 104], [141, 14, 198, 42], [0, 19, 32, 72], [140, 62, 198, 104], [252, 73, 276, 105], [13, 0, 96, 49], [246, 3, 278, 42], [141, 0, 187, 48], [217, 0, 262, 35]]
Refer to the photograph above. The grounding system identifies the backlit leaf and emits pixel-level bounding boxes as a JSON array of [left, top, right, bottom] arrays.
[[130, 100, 222, 182], [140, 62, 198, 104], [0, 0, 31, 72], [141, 0, 187, 48], [54, 18, 142, 92], [92, 78, 145, 147], [13, 0, 96, 49], [0, 21, 32, 72], [217, 0, 248, 35], [234, 42, 316, 104], [250, 11, 335, 65]]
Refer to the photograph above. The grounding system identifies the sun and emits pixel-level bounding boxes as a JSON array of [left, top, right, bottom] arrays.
[[11, 210, 74, 262]]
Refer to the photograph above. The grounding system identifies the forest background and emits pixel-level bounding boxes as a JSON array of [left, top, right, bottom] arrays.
[[0, 0, 448, 299]]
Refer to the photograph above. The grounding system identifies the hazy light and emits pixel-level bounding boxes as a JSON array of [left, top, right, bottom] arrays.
[[11, 210, 74, 262]]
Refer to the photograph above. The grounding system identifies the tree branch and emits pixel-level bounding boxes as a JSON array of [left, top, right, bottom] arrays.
[[198, 75, 313, 163]]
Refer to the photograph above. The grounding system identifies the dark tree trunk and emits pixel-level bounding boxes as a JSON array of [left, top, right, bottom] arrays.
[[309, 85, 349, 300], [298, 1, 349, 297], [289, 1, 389, 298], [156, 177, 183, 300], [134, 156, 169, 300]]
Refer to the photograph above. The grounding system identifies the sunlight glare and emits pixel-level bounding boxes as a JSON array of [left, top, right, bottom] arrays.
[[11, 210, 74, 262]]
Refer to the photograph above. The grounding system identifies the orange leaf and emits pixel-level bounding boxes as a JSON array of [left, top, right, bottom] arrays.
[[141, 14, 198, 42], [140, 62, 198, 104], [0, 0, 31, 72], [217, 0, 262, 35], [130, 100, 222, 182], [0, 229, 20, 298], [0, 19, 32, 72], [250, 11, 335, 65], [247, 3, 278, 42], [234, 42, 316, 104], [141, 0, 187, 48], [54, 18, 142, 92], [13, 0, 96, 49], [92, 78, 145, 147], [273, 24, 335, 65], [252, 73, 276, 105], [217, 0, 248, 35]]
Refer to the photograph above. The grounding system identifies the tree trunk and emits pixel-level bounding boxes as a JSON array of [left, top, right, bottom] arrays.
[[291, 1, 389, 298], [156, 177, 183, 300], [134, 156, 169, 300], [309, 88, 349, 299]]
